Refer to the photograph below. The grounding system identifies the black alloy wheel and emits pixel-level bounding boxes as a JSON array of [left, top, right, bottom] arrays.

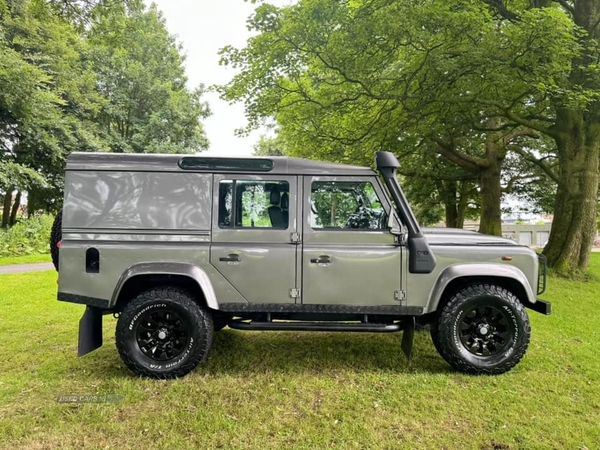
[[136, 309, 190, 361], [457, 305, 514, 357]]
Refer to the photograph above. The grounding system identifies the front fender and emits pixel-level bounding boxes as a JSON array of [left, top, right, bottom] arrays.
[[110, 262, 219, 309], [425, 263, 537, 313]]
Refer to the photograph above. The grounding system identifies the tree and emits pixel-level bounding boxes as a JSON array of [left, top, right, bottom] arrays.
[[398, 150, 480, 227], [1, 0, 106, 226], [219, 0, 595, 274], [253, 134, 287, 156], [87, 3, 210, 154], [1, 0, 212, 226], [0, 160, 46, 226]]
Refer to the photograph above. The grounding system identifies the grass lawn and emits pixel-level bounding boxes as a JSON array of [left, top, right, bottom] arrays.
[[0, 253, 51, 266], [0, 258, 599, 449]]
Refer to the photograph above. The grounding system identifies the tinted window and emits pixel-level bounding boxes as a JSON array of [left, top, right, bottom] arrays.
[[311, 181, 386, 230], [218, 180, 289, 229]]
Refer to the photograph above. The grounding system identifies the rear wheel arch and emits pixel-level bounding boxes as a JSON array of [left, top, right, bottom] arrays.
[[111, 263, 219, 312], [113, 274, 208, 312]]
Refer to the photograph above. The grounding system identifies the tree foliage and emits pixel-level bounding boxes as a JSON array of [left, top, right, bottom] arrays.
[[1, 0, 104, 225], [0, 0, 211, 226], [253, 134, 287, 156], [219, 0, 600, 274], [88, 3, 210, 153]]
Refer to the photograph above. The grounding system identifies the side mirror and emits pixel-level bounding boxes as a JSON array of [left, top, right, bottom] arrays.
[[387, 213, 402, 236]]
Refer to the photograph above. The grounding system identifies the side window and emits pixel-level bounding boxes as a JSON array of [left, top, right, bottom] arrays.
[[311, 181, 387, 230], [218, 180, 290, 229]]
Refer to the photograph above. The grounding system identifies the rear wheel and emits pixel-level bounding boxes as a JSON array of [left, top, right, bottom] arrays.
[[50, 211, 62, 271], [115, 287, 213, 379], [431, 284, 530, 375]]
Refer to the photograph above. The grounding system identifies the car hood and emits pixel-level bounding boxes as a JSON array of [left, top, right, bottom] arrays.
[[423, 227, 519, 246]]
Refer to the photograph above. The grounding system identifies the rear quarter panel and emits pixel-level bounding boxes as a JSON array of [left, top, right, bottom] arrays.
[[58, 171, 244, 307]]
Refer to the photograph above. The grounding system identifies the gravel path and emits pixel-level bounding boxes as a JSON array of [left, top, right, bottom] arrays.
[[0, 262, 54, 274]]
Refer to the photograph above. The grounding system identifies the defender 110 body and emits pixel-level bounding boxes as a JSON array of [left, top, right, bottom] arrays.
[[53, 151, 550, 378]]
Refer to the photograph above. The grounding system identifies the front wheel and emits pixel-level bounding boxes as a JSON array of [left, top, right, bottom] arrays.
[[431, 284, 531, 375], [116, 287, 213, 379]]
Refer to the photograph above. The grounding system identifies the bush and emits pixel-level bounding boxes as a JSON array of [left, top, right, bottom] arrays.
[[0, 215, 54, 257]]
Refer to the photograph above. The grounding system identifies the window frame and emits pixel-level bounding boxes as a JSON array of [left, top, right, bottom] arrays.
[[306, 176, 392, 233], [216, 177, 291, 231]]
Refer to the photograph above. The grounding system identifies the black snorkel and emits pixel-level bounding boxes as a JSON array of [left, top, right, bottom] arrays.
[[376, 151, 436, 274]]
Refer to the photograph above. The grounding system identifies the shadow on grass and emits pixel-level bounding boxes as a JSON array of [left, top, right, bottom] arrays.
[[85, 329, 451, 380]]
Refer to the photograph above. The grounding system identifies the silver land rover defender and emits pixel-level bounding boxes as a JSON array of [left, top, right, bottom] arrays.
[[51, 151, 550, 378]]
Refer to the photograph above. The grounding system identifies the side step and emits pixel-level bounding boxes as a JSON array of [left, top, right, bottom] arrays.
[[228, 320, 405, 333], [229, 318, 416, 361]]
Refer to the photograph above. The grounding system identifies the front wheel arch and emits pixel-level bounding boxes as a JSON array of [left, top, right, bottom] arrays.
[[433, 275, 530, 313]]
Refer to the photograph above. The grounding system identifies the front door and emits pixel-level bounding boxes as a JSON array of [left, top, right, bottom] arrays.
[[210, 174, 299, 304], [301, 176, 402, 306]]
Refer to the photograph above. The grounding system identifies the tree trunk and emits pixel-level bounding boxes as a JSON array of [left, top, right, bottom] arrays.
[[456, 181, 469, 229], [2, 189, 13, 229], [9, 191, 21, 226], [543, 109, 599, 274], [445, 202, 459, 228], [478, 162, 503, 236], [444, 181, 459, 228]]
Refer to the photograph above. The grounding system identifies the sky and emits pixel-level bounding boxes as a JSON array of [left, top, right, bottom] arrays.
[[153, 0, 289, 157]]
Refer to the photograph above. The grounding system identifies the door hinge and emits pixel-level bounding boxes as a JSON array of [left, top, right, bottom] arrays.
[[394, 234, 405, 245], [394, 290, 406, 303], [290, 232, 301, 243], [290, 288, 301, 299]]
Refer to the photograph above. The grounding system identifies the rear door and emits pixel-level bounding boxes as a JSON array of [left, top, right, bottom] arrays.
[[210, 174, 299, 304], [301, 176, 402, 306]]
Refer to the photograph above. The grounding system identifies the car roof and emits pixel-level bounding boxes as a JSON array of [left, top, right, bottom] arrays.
[[66, 152, 377, 176]]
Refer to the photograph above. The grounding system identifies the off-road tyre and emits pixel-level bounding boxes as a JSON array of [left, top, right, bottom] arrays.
[[431, 284, 530, 375], [50, 210, 62, 271], [116, 287, 213, 379]]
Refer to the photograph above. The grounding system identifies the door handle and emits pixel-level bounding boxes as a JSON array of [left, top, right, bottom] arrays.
[[219, 254, 241, 263], [310, 255, 331, 264]]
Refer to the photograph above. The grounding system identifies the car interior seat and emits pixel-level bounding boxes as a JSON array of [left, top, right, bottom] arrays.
[[268, 187, 286, 228]]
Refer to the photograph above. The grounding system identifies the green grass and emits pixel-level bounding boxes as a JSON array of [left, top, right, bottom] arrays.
[[0, 253, 51, 266], [1, 259, 599, 449]]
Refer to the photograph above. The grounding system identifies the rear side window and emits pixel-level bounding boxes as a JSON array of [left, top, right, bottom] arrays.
[[310, 181, 386, 230], [218, 180, 290, 229]]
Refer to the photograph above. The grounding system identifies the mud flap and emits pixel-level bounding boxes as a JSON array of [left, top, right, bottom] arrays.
[[78, 306, 103, 357], [401, 316, 415, 361]]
